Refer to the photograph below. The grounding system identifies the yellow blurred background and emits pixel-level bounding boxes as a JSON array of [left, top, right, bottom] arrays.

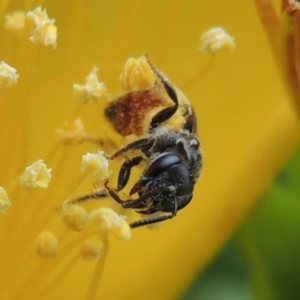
[[1, 1, 298, 299]]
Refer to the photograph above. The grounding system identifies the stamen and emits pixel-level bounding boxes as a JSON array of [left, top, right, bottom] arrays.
[[4, 11, 26, 33], [284, 0, 300, 14], [20, 159, 52, 189], [26, 7, 57, 49], [81, 151, 109, 184], [0, 61, 19, 88], [61, 204, 89, 231], [90, 208, 131, 240], [35, 231, 58, 258], [57, 118, 103, 145], [0, 186, 11, 213], [81, 240, 103, 260], [57, 118, 87, 144], [199, 27, 235, 53], [73, 67, 108, 102]]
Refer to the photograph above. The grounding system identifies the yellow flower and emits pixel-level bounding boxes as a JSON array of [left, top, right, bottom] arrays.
[[0, 1, 299, 300]]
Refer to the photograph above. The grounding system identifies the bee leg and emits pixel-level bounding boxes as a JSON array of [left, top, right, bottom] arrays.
[[105, 180, 153, 208], [145, 57, 179, 131], [129, 197, 178, 228], [105, 180, 167, 209], [136, 207, 158, 214], [110, 137, 154, 159], [66, 189, 108, 205], [116, 156, 143, 191], [129, 214, 174, 228], [103, 183, 124, 205], [149, 79, 178, 131]]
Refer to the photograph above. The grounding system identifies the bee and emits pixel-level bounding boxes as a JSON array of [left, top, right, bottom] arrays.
[[75, 56, 203, 229]]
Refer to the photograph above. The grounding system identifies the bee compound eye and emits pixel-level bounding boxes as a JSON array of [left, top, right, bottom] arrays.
[[145, 154, 181, 177]]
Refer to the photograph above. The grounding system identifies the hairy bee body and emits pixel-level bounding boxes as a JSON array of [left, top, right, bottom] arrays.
[[102, 56, 203, 228]]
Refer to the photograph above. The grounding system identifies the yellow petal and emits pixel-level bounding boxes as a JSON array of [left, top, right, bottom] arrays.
[[0, 1, 298, 300]]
